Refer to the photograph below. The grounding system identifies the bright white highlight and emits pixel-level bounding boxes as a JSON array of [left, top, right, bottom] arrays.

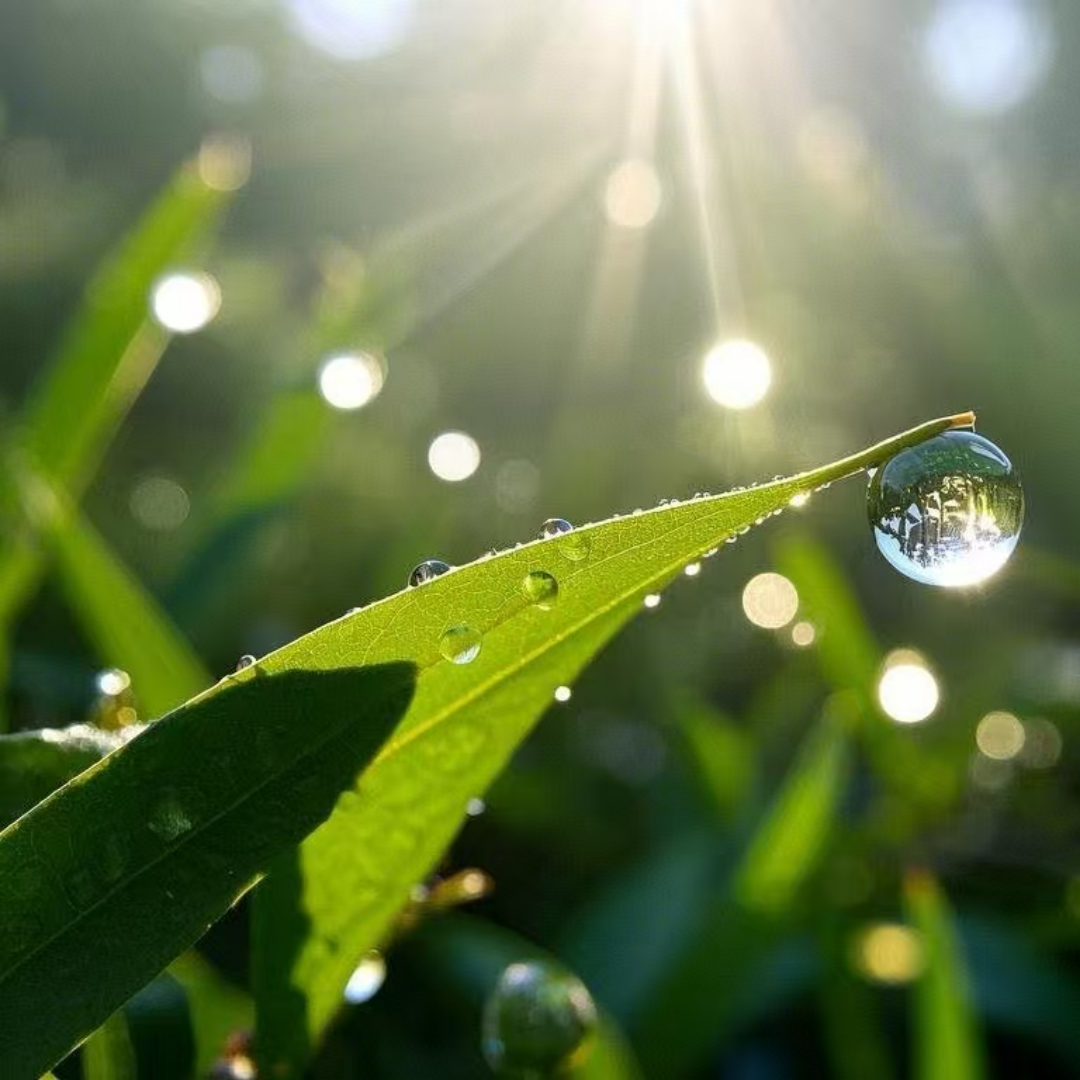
[[554, 685, 572, 702], [702, 339, 772, 410], [791, 621, 817, 647], [603, 159, 663, 229], [924, 0, 1052, 114], [877, 649, 940, 724], [742, 573, 799, 630], [96, 668, 131, 697], [150, 272, 221, 334], [428, 431, 481, 482], [286, 0, 415, 61], [317, 352, 386, 411], [343, 953, 386, 1004], [643, 593, 662, 609]]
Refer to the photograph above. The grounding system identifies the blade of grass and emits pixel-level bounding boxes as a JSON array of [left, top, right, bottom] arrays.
[[905, 869, 986, 1080], [10, 459, 210, 718], [0, 143, 238, 635], [634, 696, 854, 1076], [82, 1012, 136, 1080], [245, 413, 973, 1073], [0, 662, 414, 1078]]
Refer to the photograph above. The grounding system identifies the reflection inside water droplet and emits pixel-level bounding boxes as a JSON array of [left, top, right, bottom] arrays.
[[408, 559, 452, 588], [236, 654, 256, 672], [522, 570, 559, 610], [440, 625, 482, 665], [867, 431, 1024, 587], [538, 517, 573, 539]]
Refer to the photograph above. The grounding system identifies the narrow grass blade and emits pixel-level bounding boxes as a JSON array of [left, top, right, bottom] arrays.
[[0, 662, 414, 1079], [81, 1012, 136, 1080], [10, 461, 209, 719], [905, 869, 986, 1080]]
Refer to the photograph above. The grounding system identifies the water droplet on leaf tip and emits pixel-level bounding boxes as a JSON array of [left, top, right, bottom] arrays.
[[867, 430, 1023, 588], [236, 655, 256, 672], [522, 570, 559, 610], [440, 625, 482, 665], [408, 559, 452, 587]]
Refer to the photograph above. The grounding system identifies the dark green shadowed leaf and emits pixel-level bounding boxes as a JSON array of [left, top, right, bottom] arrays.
[[244, 414, 973, 1071], [0, 724, 130, 830], [906, 870, 986, 1080], [0, 662, 415, 1079]]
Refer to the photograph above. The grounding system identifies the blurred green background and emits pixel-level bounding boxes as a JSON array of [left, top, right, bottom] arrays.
[[2, 0, 1079, 1077]]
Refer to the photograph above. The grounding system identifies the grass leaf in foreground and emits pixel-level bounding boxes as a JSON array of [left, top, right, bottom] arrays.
[[0, 663, 414, 1079], [906, 869, 986, 1080], [250, 413, 973, 1072]]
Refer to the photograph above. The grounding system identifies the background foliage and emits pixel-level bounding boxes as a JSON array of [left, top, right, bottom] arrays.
[[0, 1, 1077, 1077]]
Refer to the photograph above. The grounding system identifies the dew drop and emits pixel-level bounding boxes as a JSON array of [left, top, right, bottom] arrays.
[[538, 517, 574, 539], [643, 593, 662, 609], [440, 625, 482, 665], [867, 431, 1024, 587], [344, 952, 386, 1005], [522, 570, 559, 610], [684, 562, 702, 577], [482, 960, 598, 1078], [408, 559, 452, 588], [235, 654, 256, 672]]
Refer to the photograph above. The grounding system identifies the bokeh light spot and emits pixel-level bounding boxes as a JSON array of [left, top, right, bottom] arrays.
[[791, 620, 816, 647], [702, 339, 772, 410], [975, 710, 1025, 760], [924, 0, 1052, 114], [554, 685, 572, 702], [317, 352, 386, 411], [853, 923, 925, 985], [742, 572, 799, 629], [428, 431, 481, 482], [286, 0, 416, 61], [130, 475, 191, 532], [150, 272, 221, 334], [877, 649, 940, 724], [603, 158, 663, 229]]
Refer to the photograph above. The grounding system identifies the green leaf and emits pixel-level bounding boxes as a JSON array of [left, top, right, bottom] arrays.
[[0, 724, 129, 830], [246, 412, 973, 1072], [0, 662, 414, 1079], [82, 1012, 136, 1080], [676, 701, 755, 820], [9, 462, 210, 718], [905, 870, 986, 1080], [0, 146, 235, 632]]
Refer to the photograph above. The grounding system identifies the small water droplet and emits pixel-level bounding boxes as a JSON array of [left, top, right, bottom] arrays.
[[789, 492, 811, 508], [538, 518, 574, 539], [440, 625, 482, 665], [149, 792, 194, 841], [643, 593, 662, 609], [522, 570, 559, 610], [344, 952, 387, 1004], [684, 562, 702, 577], [554, 685, 572, 702], [482, 960, 598, 1078], [867, 431, 1024, 587], [466, 797, 487, 816], [724, 536, 738, 545], [408, 559, 452, 587], [235, 655, 256, 672]]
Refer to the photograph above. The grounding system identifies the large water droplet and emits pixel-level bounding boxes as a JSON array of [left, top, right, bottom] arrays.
[[522, 570, 559, 610], [235, 654, 256, 672], [482, 959, 598, 1077], [440, 625, 482, 665], [344, 952, 387, 1004], [867, 431, 1023, 587], [409, 559, 452, 588], [538, 517, 591, 562]]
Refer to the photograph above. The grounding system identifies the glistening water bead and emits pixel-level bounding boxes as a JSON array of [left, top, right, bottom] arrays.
[[522, 570, 559, 610], [482, 959, 598, 1078], [408, 559, 451, 588], [440, 625, 482, 665], [867, 430, 1024, 587]]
